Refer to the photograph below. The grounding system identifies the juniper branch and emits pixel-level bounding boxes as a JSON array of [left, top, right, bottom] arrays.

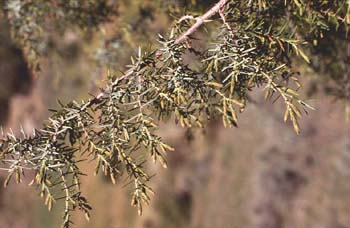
[[1, 1, 348, 227]]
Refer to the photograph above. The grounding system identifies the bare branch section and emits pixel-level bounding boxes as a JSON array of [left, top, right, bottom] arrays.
[[175, 0, 228, 44]]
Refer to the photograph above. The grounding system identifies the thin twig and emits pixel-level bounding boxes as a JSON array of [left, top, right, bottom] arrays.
[[177, 15, 196, 24], [219, 7, 234, 35]]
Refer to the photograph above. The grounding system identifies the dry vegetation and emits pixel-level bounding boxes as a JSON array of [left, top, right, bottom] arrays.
[[0, 1, 349, 227]]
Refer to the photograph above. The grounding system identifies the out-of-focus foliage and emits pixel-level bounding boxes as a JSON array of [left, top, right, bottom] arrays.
[[0, 0, 349, 227], [3, 0, 115, 70]]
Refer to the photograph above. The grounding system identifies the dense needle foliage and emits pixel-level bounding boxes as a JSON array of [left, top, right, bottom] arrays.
[[0, 0, 349, 227]]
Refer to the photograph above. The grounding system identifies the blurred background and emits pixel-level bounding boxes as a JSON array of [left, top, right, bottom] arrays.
[[0, 0, 349, 228]]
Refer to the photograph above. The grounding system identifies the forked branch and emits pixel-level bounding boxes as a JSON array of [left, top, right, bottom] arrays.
[[175, 0, 229, 44]]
